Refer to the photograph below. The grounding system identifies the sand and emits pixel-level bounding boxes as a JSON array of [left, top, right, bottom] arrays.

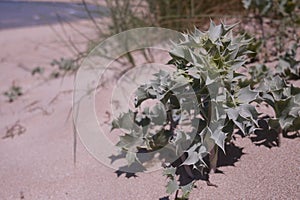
[[0, 2, 299, 200]]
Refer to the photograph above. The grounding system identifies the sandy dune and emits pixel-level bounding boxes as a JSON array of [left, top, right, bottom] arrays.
[[0, 2, 299, 200]]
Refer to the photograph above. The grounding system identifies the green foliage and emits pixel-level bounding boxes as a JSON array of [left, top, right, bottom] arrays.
[[257, 76, 300, 131], [85, 0, 155, 67], [31, 66, 44, 76], [241, 42, 300, 84], [276, 43, 300, 80], [3, 85, 23, 103], [104, 0, 152, 34], [147, 0, 245, 31], [111, 21, 300, 198], [50, 57, 79, 78], [242, 0, 298, 16], [242, 0, 273, 15], [241, 0, 299, 62], [244, 33, 262, 61]]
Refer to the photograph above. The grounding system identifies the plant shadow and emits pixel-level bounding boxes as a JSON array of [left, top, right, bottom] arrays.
[[109, 151, 144, 178], [159, 197, 170, 200], [217, 142, 244, 169], [174, 142, 244, 187], [241, 117, 300, 148], [112, 142, 245, 181], [249, 118, 280, 148]]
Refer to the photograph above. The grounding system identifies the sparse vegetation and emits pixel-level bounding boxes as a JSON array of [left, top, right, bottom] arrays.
[[49, 57, 79, 78], [111, 20, 300, 199], [3, 84, 23, 103], [31, 66, 44, 76], [50, 1, 299, 199]]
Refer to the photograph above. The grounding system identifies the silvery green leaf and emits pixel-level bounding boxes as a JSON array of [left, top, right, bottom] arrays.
[[222, 22, 238, 33], [135, 85, 149, 107], [231, 60, 246, 70], [149, 103, 167, 126], [111, 111, 140, 132], [227, 108, 239, 120], [210, 100, 227, 121], [181, 143, 200, 165], [126, 151, 137, 166], [170, 46, 190, 60], [181, 151, 199, 166], [163, 166, 177, 177], [170, 75, 189, 90], [116, 132, 143, 150], [242, 0, 252, 9], [208, 20, 222, 43], [166, 179, 179, 194], [198, 145, 208, 164], [237, 85, 258, 103], [274, 98, 291, 117], [239, 104, 259, 119], [181, 182, 194, 198], [260, 93, 274, 104], [202, 127, 216, 151], [172, 130, 185, 155], [147, 88, 157, 96], [269, 76, 286, 91], [210, 125, 226, 152], [188, 67, 201, 79], [279, 116, 294, 130]]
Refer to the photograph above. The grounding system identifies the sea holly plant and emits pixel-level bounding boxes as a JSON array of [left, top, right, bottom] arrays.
[[241, 0, 299, 59], [242, 0, 298, 16], [276, 42, 300, 80], [111, 21, 300, 199], [242, 0, 273, 16]]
